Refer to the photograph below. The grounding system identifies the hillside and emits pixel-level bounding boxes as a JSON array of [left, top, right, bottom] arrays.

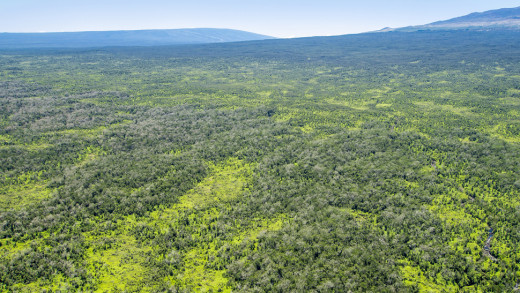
[[381, 6, 520, 32], [0, 28, 274, 49]]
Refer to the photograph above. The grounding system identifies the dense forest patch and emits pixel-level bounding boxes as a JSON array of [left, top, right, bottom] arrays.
[[1, 31, 520, 292]]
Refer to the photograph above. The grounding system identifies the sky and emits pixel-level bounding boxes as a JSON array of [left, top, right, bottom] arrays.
[[1, 0, 519, 38]]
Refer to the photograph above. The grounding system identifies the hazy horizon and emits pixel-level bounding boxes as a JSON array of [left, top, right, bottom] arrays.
[[1, 0, 520, 38]]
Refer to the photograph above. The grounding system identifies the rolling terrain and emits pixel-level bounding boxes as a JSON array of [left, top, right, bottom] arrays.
[[0, 28, 274, 49], [380, 6, 520, 32], [1, 11, 520, 293]]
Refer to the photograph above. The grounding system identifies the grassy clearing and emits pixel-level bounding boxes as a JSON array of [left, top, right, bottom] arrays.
[[84, 157, 264, 291], [400, 261, 459, 293], [168, 216, 287, 292], [487, 123, 520, 143], [0, 183, 53, 211], [413, 101, 476, 118], [149, 157, 253, 228], [85, 227, 153, 293]]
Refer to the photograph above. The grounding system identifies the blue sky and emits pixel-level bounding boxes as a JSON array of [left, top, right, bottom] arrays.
[[1, 0, 519, 37]]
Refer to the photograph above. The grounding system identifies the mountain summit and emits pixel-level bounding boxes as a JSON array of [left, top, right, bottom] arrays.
[[0, 28, 274, 49], [380, 6, 520, 32]]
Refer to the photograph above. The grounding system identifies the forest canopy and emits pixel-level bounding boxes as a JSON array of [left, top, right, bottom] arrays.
[[0, 31, 520, 292]]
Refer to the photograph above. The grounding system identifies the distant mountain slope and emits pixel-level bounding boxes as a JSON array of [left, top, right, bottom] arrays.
[[0, 28, 274, 49], [380, 6, 520, 32]]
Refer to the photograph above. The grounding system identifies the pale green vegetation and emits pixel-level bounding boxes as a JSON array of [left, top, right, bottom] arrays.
[[78, 158, 287, 292], [1, 31, 520, 291]]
